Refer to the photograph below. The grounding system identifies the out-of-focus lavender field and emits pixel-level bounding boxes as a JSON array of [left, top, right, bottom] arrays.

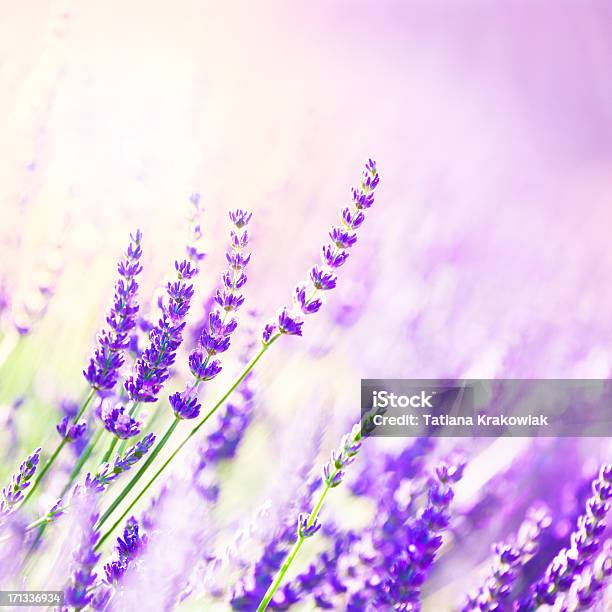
[[0, 1, 611, 611]]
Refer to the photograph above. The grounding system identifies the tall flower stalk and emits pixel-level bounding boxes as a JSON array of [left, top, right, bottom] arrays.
[[95, 209, 253, 545], [256, 422, 366, 611], [23, 232, 143, 504], [94, 160, 380, 548], [462, 505, 551, 611], [0, 447, 41, 529], [516, 464, 611, 611]]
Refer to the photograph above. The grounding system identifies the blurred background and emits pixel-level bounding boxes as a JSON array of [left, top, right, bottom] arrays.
[[1, 1, 612, 609]]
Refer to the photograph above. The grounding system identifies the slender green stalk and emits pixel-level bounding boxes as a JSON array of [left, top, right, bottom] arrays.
[[256, 478, 333, 611], [62, 426, 105, 497], [101, 435, 119, 464], [22, 388, 96, 504], [256, 419, 370, 611], [95, 417, 180, 532], [95, 337, 278, 549]]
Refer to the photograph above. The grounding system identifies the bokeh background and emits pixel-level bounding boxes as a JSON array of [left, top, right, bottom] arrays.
[[1, 1, 612, 610]]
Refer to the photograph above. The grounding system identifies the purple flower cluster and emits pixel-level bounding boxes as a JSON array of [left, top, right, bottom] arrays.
[[263, 160, 379, 342], [516, 463, 612, 610], [87, 433, 156, 492], [83, 231, 143, 391], [170, 210, 252, 420], [0, 447, 41, 523], [104, 517, 148, 583], [570, 542, 611, 609], [124, 259, 198, 403], [63, 508, 101, 611], [462, 505, 551, 611], [323, 424, 363, 490], [103, 405, 142, 439], [56, 415, 87, 442], [375, 460, 465, 609]]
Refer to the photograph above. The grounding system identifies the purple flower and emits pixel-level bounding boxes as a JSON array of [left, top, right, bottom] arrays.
[[267, 160, 379, 341], [278, 309, 303, 336], [229, 209, 253, 228], [310, 266, 337, 290], [200, 329, 231, 355], [56, 416, 87, 442], [124, 258, 198, 403], [329, 227, 357, 249], [294, 285, 323, 315], [63, 507, 101, 610], [169, 390, 201, 420], [215, 289, 245, 312], [83, 231, 143, 391], [517, 463, 612, 610], [298, 513, 322, 538], [174, 210, 252, 417], [104, 517, 147, 583], [462, 505, 551, 611], [321, 245, 349, 269], [262, 322, 278, 344], [189, 351, 222, 381], [88, 433, 156, 491], [103, 406, 141, 439], [0, 447, 41, 521], [377, 458, 465, 608]]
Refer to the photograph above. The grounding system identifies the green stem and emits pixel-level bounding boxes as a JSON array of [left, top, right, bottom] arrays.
[[22, 388, 96, 504], [257, 480, 333, 611], [95, 337, 278, 549], [95, 417, 180, 534], [101, 435, 119, 464], [62, 426, 105, 496]]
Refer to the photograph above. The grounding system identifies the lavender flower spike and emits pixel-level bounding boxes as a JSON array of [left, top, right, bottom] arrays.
[[263, 160, 379, 343], [569, 541, 612, 610], [171, 209, 253, 421], [516, 463, 612, 611], [83, 231, 143, 391], [378, 458, 465, 609], [124, 258, 199, 403], [256, 423, 367, 611], [105, 517, 148, 583], [90, 433, 156, 491], [0, 447, 41, 525], [63, 506, 101, 610], [462, 505, 551, 611]]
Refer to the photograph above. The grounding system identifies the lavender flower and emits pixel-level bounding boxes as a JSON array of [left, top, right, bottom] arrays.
[[124, 258, 198, 403], [89, 433, 156, 491], [83, 231, 143, 391], [171, 210, 252, 421], [56, 415, 87, 442], [516, 464, 611, 610], [105, 517, 148, 583], [462, 505, 551, 611], [0, 447, 41, 524], [376, 459, 465, 609], [263, 160, 379, 343], [63, 507, 101, 610], [569, 541, 611, 610], [103, 405, 142, 439]]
